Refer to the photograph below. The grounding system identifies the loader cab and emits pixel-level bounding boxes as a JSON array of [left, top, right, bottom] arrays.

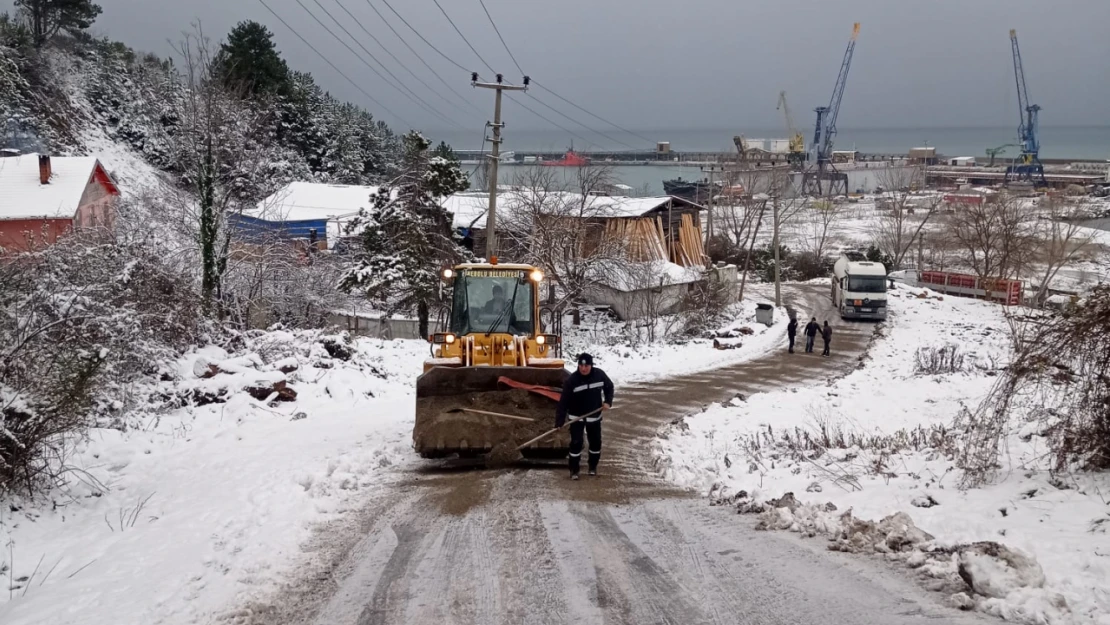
[[430, 263, 559, 368], [448, 267, 537, 337]]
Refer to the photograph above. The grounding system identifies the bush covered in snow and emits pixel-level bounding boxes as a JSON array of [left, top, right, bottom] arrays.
[[0, 234, 205, 495], [959, 285, 1110, 482]]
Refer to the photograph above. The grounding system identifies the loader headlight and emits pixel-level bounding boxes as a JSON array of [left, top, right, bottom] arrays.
[[540, 334, 560, 345], [535, 335, 545, 345], [432, 333, 456, 344], [529, 269, 544, 282]]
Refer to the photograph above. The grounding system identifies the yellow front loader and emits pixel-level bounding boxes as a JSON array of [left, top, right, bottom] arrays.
[[413, 262, 570, 458]]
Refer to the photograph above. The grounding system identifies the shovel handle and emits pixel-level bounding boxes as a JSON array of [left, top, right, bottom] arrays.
[[455, 408, 535, 422], [515, 405, 610, 451]]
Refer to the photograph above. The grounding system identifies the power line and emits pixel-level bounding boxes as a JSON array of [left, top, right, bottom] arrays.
[[255, 0, 413, 127], [299, 0, 461, 127], [431, 0, 496, 74], [532, 80, 658, 145], [378, 0, 471, 73], [476, 0, 524, 76], [503, 92, 595, 148], [294, 0, 453, 127], [363, 0, 485, 115], [467, 0, 643, 153], [329, 0, 476, 120], [526, 93, 642, 151], [465, 122, 489, 183]]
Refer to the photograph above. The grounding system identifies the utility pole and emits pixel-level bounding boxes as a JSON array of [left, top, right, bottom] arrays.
[[772, 193, 782, 307], [472, 73, 528, 261], [700, 163, 726, 244]]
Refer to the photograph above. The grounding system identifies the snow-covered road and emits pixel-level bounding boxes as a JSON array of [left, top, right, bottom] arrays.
[[233, 286, 986, 625]]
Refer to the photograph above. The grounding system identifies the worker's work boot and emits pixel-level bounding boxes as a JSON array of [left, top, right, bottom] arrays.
[[588, 469, 597, 477], [570, 473, 579, 481]]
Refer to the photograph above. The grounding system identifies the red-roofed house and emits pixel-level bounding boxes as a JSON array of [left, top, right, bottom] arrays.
[[0, 154, 121, 252]]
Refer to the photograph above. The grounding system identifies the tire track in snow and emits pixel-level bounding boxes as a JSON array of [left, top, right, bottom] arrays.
[[573, 504, 709, 624], [538, 500, 608, 624], [355, 502, 443, 625], [488, 485, 568, 625]]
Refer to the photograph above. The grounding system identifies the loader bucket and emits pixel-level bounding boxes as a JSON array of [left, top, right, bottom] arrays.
[[414, 366, 570, 459]]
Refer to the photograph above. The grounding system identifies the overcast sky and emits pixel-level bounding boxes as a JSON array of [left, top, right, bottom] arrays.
[[6, 0, 1109, 136]]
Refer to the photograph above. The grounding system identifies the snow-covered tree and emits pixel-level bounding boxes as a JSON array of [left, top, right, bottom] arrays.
[[14, 0, 102, 47], [214, 20, 289, 96], [339, 131, 469, 336], [172, 24, 283, 310], [432, 140, 458, 162]]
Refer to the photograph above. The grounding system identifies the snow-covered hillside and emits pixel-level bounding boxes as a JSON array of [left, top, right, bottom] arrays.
[[0, 331, 426, 625], [654, 286, 1110, 624]]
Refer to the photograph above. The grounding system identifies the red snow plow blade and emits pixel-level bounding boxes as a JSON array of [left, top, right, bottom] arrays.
[[497, 376, 563, 402]]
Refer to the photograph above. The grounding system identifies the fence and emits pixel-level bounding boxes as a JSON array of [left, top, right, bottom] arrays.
[[328, 312, 423, 340], [918, 271, 1023, 305]]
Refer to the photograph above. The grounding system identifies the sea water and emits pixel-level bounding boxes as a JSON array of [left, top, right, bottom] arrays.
[[440, 125, 1109, 196]]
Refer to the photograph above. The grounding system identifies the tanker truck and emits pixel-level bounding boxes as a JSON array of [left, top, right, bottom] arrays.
[[831, 251, 889, 320]]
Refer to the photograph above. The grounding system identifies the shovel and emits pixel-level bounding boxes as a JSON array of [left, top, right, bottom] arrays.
[[515, 405, 611, 451], [446, 408, 536, 422]]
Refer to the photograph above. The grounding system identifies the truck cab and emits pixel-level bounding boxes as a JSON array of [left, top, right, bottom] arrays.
[[831, 252, 888, 320]]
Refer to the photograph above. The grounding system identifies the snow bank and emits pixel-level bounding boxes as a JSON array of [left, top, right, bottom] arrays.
[[655, 286, 1110, 624], [0, 331, 427, 625]]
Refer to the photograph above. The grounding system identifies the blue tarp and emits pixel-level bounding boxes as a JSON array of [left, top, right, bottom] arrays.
[[229, 213, 329, 243]]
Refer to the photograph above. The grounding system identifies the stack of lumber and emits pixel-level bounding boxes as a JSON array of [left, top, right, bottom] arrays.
[[672, 213, 708, 267], [605, 218, 667, 262]]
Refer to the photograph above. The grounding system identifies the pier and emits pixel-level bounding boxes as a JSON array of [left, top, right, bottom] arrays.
[[457, 149, 1109, 168]]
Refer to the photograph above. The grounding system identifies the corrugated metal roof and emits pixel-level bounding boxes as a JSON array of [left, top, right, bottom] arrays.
[[0, 154, 102, 220], [446, 192, 695, 229]]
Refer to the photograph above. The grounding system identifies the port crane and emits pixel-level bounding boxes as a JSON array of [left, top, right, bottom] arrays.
[[1006, 29, 1046, 186], [777, 91, 806, 170], [802, 22, 860, 196], [985, 143, 1020, 167]]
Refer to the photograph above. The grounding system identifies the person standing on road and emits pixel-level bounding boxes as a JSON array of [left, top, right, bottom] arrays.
[[804, 317, 819, 353], [821, 320, 833, 357], [556, 353, 614, 480], [786, 316, 798, 354]]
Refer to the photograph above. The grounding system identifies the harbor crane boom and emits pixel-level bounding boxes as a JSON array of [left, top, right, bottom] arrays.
[[1006, 29, 1046, 186], [803, 22, 860, 196], [777, 91, 806, 169], [985, 143, 1020, 167]]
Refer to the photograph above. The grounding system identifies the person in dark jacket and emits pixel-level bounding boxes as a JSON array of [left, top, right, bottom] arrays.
[[821, 320, 833, 356], [786, 316, 798, 353], [555, 353, 614, 479], [804, 317, 819, 353]]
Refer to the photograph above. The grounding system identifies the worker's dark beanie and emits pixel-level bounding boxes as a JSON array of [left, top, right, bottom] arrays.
[[577, 353, 594, 366]]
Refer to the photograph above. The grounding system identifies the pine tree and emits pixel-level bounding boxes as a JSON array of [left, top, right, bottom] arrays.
[[432, 140, 458, 163], [339, 131, 470, 336], [215, 21, 290, 96], [14, 0, 102, 47]]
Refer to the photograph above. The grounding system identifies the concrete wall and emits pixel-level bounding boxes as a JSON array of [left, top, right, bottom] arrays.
[[707, 263, 740, 301], [585, 282, 691, 321]]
